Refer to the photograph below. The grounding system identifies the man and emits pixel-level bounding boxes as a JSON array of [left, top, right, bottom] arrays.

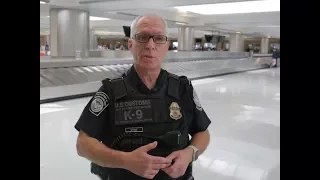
[[272, 48, 280, 67], [45, 42, 49, 56], [75, 14, 211, 180]]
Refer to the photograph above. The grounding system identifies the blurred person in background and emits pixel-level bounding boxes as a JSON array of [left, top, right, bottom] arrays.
[[45, 42, 49, 56], [271, 48, 280, 68]]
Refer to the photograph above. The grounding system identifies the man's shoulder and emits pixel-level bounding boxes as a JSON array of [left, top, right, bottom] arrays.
[[101, 73, 125, 85], [166, 71, 191, 86]]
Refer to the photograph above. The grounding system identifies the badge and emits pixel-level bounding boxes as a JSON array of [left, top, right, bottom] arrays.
[[193, 89, 202, 111], [89, 92, 109, 116], [169, 102, 182, 120]]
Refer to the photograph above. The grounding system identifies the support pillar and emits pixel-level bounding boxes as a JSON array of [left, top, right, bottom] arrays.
[[90, 30, 98, 50], [45, 35, 50, 45], [260, 38, 270, 54], [50, 8, 89, 58], [229, 34, 244, 52], [177, 27, 194, 51]]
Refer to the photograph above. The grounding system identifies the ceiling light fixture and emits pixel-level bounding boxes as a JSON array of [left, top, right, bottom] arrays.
[[174, 0, 280, 15], [176, 22, 187, 25], [90, 16, 110, 21], [40, 0, 50, 4], [257, 25, 280, 28]]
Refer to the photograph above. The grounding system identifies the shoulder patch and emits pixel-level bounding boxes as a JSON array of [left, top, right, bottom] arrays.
[[89, 92, 109, 116], [193, 89, 202, 111]]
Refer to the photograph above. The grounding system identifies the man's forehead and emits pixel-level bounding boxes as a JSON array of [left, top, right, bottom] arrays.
[[136, 16, 165, 31]]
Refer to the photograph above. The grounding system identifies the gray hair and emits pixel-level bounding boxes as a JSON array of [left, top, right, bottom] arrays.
[[130, 14, 168, 38]]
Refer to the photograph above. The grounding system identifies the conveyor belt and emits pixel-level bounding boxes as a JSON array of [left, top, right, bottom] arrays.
[[40, 57, 271, 88], [40, 55, 273, 103]]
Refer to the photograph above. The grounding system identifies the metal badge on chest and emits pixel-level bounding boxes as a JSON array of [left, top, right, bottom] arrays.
[[169, 102, 182, 120]]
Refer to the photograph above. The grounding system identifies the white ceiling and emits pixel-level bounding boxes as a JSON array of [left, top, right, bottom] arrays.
[[40, 0, 280, 38]]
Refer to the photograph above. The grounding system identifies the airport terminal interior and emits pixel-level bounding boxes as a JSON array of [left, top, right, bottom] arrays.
[[40, 0, 280, 180]]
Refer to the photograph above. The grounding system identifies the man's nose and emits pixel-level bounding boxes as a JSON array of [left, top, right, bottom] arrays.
[[145, 37, 156, 49]]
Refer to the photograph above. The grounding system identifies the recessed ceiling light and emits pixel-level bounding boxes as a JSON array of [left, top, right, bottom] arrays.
[[90, 16, 110, 21], [40, 1, 46, 4], [176, 22, 187, 25], [174, 0, 280, 15], [257, 25, 280, 28]]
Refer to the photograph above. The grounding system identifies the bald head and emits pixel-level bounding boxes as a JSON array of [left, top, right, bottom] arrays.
[[130, 14, 168, 38], [128, 14, 170, 71]]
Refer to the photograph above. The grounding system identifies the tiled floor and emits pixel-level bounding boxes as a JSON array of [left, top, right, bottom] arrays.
[[40, 68, 280, 180]]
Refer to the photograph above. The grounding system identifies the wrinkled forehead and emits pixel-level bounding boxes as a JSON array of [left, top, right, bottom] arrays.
[[135, 16, 166, 35]]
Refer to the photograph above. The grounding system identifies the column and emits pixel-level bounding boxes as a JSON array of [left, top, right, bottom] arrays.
[[45, 35, 50, 45], [216, 43, 222, 51], [50, 8, 89, 58], [178, 27, 194, 51], [260, 38, 270, 54], [229, 33, 244, 52], [89, 29, 98, 50]]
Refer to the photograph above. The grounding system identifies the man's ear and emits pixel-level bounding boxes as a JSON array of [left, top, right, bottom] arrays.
[[128, 39, 133, 50]]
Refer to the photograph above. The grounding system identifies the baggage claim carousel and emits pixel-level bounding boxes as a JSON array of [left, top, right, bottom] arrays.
[[40, 51, 272, 104]]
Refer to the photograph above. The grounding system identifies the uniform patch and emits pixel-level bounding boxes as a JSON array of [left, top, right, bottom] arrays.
[[193, 90, 202, 111], [169, 102, 182, 120], [89, 92, 109, 116], [114, 100, 153, 125]]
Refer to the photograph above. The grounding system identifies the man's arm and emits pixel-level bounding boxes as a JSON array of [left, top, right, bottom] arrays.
[[74, 88, 127, 169], [76, 130, 127, 169], [179, 130, 210, 169], [186, 83, 211, 155], [188, 129, 210, 154]]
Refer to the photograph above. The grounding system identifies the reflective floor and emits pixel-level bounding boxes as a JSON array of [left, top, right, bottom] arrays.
[[40, 68, 280, 180]]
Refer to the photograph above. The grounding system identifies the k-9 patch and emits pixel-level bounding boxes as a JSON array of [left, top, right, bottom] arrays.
[[114, 100, 153, 125]]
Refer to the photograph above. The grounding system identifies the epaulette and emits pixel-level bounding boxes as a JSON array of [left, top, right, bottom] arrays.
[[179, 75, 191, 86], [168, 72, 179, 80], [101, 72, 126, 84], [167, 72, 180, 100]]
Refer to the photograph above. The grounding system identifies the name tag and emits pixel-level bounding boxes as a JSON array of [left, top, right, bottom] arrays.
[[125, 127, 143, 133], [115, 100, 153, 125]]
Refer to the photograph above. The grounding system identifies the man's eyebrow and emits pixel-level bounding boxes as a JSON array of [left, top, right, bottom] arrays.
[[137, 31, 165, 35], [153, 32, 165, 35]]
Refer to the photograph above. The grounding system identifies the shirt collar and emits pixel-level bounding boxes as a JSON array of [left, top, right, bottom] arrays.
[[125, 65, 167, 93]]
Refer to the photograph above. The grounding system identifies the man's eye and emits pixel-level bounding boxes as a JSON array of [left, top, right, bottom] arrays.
[[155, 37, 165, 41], [139, 35, 149, 40]]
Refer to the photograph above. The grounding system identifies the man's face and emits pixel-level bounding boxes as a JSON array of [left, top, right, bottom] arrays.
[[128, 16, 169, 71]]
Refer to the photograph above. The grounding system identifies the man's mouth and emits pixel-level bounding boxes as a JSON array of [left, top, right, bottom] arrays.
[[144, 55, 154, 58]]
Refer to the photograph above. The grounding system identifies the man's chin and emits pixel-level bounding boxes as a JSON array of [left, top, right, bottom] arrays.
[[137, 63, 159, 70]]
